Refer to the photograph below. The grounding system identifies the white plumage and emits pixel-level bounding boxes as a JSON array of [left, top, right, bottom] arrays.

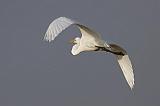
[[44, 17, 75, 42], [44, 17, 135, 89], [117, 55, 134, 89]]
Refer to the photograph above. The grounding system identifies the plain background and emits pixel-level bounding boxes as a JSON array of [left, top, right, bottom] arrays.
[[0, 0, 160, 106]]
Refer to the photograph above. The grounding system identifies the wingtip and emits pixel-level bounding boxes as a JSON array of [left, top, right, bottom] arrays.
[[43, 34, 48, 42], [129, 80, 135, 90], [43, 36, 51, 43], [130, 85, 134, 90]]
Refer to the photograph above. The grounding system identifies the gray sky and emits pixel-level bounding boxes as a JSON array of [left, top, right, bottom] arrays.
[[0, 0, 160, 106]]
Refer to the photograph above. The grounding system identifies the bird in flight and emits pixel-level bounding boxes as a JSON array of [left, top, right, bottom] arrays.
[[44, 17, 135, 89]]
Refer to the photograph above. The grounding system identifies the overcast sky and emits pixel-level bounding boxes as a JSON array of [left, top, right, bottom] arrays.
[[0, 0, 160, 106]]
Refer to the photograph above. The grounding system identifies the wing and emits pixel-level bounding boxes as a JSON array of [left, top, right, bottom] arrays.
[[44, 17, 102, 42], [44, 17, 76, 42], [117, 55, 135, 89], [77, 24, 101, 39]]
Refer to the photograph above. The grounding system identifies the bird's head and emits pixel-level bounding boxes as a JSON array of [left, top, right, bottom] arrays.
[[69, 37, 80, 44]]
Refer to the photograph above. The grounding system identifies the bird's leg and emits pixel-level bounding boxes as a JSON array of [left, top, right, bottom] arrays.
[[94, 46, 108, 51], [95, 46, 125, 55]]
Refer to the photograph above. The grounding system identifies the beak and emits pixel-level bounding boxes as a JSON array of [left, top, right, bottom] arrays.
[[69, 39, 75, 44]]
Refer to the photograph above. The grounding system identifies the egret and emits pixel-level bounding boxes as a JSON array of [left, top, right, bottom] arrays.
[[44, 17, 135, 89]]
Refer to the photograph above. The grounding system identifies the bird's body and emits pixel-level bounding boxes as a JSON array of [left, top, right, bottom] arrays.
[[44, 17, 135, 89], [71, 25, 108, 55]]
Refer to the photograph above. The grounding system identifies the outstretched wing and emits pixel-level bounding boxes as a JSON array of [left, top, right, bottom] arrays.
[[44, 17, 76, 42], [117, 55, 135, 89], [44, 17, 102, 42]]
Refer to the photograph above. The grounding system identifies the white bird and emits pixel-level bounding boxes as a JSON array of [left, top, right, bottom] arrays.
[[44, 17, 135, 89]]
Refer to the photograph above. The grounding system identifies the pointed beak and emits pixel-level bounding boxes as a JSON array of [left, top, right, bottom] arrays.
[[69, 39, 75, 44]]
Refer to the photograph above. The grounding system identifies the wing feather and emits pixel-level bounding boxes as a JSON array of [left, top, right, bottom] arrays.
[[44, 17, 76, 42], [44, 17, 103, 43], [117, 55, 135, 89]]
